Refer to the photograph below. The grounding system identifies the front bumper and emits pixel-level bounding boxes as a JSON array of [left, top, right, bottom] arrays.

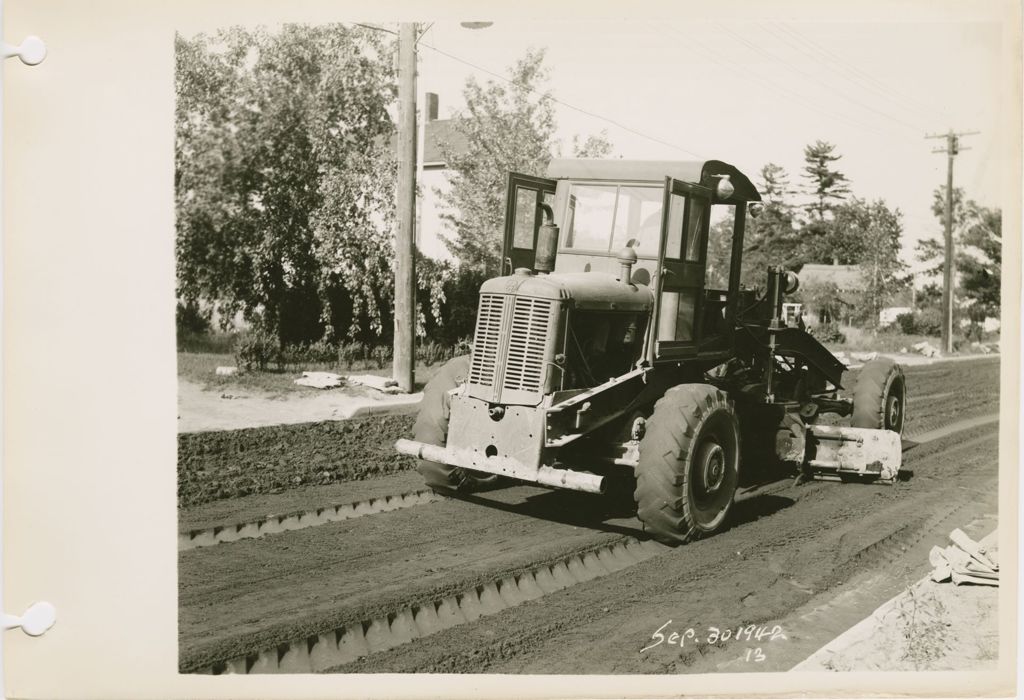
[[394, 439, 605, 493]]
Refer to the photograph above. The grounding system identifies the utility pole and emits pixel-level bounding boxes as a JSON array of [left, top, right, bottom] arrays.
[[393, 23, 417, 393], [925, 129, 977, 354]]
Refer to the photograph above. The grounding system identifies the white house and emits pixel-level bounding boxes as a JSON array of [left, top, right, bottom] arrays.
[[414, 93, 467, 262]]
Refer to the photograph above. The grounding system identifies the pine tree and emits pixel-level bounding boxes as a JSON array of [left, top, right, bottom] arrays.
[[801, 140, 851, 221]]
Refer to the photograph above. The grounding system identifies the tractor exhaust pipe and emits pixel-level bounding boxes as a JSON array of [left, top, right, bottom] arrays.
[[395, 438, 606, 494], [534, 204, 559, 275]]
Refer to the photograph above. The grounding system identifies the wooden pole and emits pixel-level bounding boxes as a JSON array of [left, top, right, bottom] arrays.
[[393, 23, 417, 392], [926, 129, 977, 355], [941, 133, 955, 355]]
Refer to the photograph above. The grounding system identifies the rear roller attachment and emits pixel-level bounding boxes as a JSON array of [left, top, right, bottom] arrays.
[[804, 424, 902, 483]]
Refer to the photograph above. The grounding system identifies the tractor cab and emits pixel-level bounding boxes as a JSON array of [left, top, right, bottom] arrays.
[[501, 160, 762, 367]]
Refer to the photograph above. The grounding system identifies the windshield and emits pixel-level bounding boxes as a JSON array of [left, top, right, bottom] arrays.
[[563, 183, 663, 257]]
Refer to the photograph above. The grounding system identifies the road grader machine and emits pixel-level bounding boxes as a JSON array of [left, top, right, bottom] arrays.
[[396, 159, 906, 544]]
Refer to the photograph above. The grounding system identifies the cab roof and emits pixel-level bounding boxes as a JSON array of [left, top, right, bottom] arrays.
[[546, 158, 762, 204]]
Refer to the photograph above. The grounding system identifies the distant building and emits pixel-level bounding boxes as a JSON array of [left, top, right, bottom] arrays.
[[879, 288, 913, 328], [798, 263, 865, 325], [798, 263, 911, 328], [386, 93, 470, 262]]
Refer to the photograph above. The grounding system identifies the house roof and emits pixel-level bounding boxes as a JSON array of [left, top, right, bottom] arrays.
[[798, 264, 865, 291], [381, 118, 471, 167]]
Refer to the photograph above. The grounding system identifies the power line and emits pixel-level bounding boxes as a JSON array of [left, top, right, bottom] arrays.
[[756, 22, 939, 126], [350, 22, 396, 36], [768, 22, 949, 124], [650, 21, 893, 139], [420, 43, 705, 158], [347, 20, 705, 158], [713, 23, 924, 134]]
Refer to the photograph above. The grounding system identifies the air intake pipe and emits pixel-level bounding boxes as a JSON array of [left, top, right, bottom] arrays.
[[534, 204, 559, 275]]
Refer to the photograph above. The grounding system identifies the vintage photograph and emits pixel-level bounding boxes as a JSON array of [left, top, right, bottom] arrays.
[[174, 18, 1007, 677]]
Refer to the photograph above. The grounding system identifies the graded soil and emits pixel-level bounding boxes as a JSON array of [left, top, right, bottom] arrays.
[[177, 415, 416, 507]]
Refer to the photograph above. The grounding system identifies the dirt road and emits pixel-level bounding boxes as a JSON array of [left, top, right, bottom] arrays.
[[178, 358, 1001, 674]]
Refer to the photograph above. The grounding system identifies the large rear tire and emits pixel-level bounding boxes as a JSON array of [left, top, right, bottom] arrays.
[[851, 358, 906, 434], [635, 384, 740, 545], [413, 355, 499, 495]]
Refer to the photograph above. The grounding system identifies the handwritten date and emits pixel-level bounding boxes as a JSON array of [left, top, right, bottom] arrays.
[[641, 621, 787, 654]]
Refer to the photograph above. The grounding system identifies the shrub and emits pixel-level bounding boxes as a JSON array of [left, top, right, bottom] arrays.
[[337, 341, 368, 368], [915, 308, 943, 336], [234, 329, 281, 371], [809, 322, 846, 344], [176, 300, 210, 336], [893, 309, 942, 337], [895, 312, 916, 335], [178, 330, 239, 354], [372, 345, 391, 369], [306, 339, 337, 364]]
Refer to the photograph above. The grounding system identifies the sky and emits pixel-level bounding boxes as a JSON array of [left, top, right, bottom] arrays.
[[413, 18, 1007, 282]]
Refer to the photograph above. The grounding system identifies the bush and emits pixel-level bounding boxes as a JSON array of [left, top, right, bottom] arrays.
[[809, 322, 846, 344], [232, 334, 474, 374], [178, 330, 239, 354], [234, 329, 281, 371], [176, 300, 210, 336], [895, 312, 916, 335], [895, 308, 942, 336], [337, 341, 369, 368]]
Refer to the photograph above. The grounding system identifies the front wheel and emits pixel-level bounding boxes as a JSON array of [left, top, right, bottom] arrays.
[[634, 384, 740, 545], [412, 355, 499, 495]]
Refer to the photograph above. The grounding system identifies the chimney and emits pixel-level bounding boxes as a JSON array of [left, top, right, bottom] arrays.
[[425, 92, 439, 122]]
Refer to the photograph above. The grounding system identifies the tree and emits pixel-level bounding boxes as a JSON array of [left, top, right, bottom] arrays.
[[800, 140, 851, 220], [916, 185, 1001, 321], [736, 164, 800, 290], [831, 198, 907, 327], [570, 130, 614, 158], [958, 204, 1001, 318], [435, 50, 558, 276], [175, 25, 403, 345], [759, 162, 793, 203], [799, 280, 847, 325]]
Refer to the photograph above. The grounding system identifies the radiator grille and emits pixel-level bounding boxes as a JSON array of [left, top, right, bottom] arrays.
[[503, 297, 552, 393], [468, 294, 506, 388]]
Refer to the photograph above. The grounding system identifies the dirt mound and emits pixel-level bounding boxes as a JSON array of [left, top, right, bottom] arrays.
[[177, 415, 416, 507]]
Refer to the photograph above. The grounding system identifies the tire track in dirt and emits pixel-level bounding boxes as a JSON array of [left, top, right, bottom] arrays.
[[195, 538, 669, 674], [326, 421, 998, 674], [179, 488, 443, 550], [178, 484, 641, 671]]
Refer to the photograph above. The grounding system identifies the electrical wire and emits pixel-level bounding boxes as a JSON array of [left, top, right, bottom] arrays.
[[346, 20, 704, 158], [350, 22, 396, 36], [420, 43, 705, 159], [647, 21, 893, 139], [712, 23, 924, 134], [767, 22, 950, 123]]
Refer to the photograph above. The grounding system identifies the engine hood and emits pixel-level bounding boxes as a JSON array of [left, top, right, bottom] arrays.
[[479, 270, 654, 312]]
